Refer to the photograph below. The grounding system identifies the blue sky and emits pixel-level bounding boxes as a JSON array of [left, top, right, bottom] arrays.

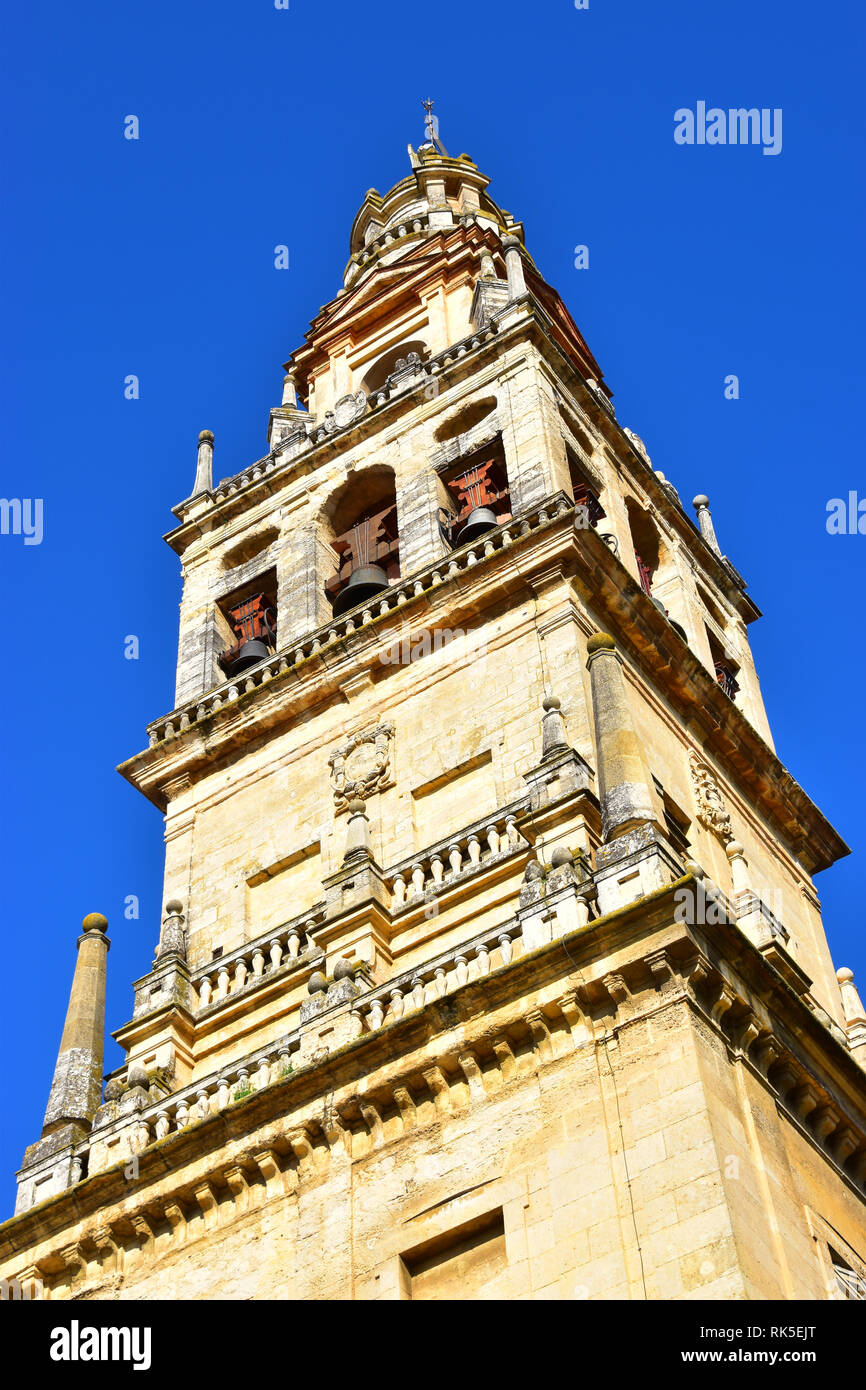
[[1, 0, 864, 1214]]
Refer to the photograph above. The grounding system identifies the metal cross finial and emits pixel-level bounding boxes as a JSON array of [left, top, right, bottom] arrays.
[[421, 98, 448, 155]]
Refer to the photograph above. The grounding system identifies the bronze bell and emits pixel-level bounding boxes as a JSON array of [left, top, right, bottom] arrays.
[[226, 638, 272, 676], [332, 564, 390, 616], [455, 505, 498, 545]]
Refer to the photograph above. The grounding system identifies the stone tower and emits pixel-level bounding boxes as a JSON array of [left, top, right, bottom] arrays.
[[3, 126, 866, 1303]]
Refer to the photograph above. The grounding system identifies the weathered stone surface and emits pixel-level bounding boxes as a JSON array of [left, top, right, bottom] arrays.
[[7, 139, 863, 1300]]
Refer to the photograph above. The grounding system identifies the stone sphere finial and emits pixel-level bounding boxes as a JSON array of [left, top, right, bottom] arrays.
[[347, 797, 367, 816], [198, 429, 214, 444], [164, 899, 184, 916], [82, 912, 108, 933], [542, 693, 561, 712], [586, 632, 616, 655], [692, 494, 709, 510], [308, 970, 328, 996], [837, 966, 854, 985], [550, 846, 573, 868], [725, 841, 744, 859], [333, 958, 356, 983]]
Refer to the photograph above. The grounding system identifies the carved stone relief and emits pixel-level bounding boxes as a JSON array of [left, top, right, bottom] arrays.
[[689, 752, 733, 843], [329, 722, 395, 811]]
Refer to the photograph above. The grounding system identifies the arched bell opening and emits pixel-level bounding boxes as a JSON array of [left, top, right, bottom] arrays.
[[567, 447, 606, 529], [216, 570, 279, 679], [438, 438, 512, 549], [624, 497, 663, 597], [320, 467, 401, 617]]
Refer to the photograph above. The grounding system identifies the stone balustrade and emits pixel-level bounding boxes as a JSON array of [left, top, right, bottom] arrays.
[[126, 1032, 303, 1152], [367, 320, 499, 408], [386, 805, 529, 912], [84, 914, 526, 1164], [355, 917, 522, 1035], [354, 213, 431, 268], [192, 906, 326, 1013], [146, 492, 575, 745]]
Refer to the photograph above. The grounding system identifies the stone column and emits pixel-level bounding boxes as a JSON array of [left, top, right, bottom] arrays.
[[586, 633, 656, 841], [692, 494, 722, 557], [157, 899, 187, 960], [502, 235, 528, 299], [41, 914, 111, 1136], [192, 430, 214, 497], [344, 799, 372, 861]]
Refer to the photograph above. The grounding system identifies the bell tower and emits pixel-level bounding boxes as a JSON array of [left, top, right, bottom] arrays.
[[4, 112, 866, 1302]]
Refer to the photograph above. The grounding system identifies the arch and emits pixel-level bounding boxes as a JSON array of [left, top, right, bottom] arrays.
[[433, 396, 497, 444], [360, 340, 430, 397], [625, 497, 661, 595], [318, 465, 401, 613]]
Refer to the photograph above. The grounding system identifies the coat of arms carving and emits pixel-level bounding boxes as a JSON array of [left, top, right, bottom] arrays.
[[689, 752, 733, 843], [329, 722, 395, 811]]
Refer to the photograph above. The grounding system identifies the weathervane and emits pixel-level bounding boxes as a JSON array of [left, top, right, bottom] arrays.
[[421, 98, 449, 156]]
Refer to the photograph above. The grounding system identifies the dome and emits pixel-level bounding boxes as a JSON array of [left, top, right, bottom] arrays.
[[344, 144, 527, 291]]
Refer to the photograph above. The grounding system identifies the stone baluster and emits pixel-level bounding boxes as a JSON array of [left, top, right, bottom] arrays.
[[287, 929, 301, 960], [234, 959, 248, 991], [389, 988, 404, 1022], [368, 999, 385, 1030], [448, 843, 463, 876], [476, 943, 491, 976], [410, 976, 425, 1011], [392, 873, 407, 907], [216, 1077, 230, 1110], [251, 948, 265, 979], [255, 1057, 270, 1090], [498, 932, 514, 966], [467, 835, 482, 867], [198, 975, 213, 1008], [430, 855, 445, 886], [155, 1111, 170, 1141], [434, 966, 447, 998], [410, 863, 426, 899], [455, 955, 469, 987], [485, 824, 500, 856], [195, 1089, 210, 1121], [269, 939, 283, 971], [176, 1100, 190, 1129], [235, 1068, 251, 1099], [216, 965, 230, 1000]]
